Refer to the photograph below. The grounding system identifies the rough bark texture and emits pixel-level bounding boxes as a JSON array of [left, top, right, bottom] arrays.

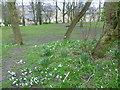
[[64, 1, 92, 39], [92, 2, 119, 58], [7, 2, 23, 45]]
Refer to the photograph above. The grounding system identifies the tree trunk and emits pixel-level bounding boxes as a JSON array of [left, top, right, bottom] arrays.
[[80, 19, 83, 27], [7, 2, 23, 45], [22, 0, 25, 26], [64, 0, 92, 39], [56, 0, 58, 23], [91, 2, 119, 58], [63, 0, 65, 23], [37, 0, 42, 25], [31, 1, 36, 25], [48, 18, 51, 24]]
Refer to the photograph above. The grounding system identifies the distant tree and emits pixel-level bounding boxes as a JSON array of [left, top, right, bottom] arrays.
[[2, 1, 11, 26], [7, 1, 23, 45], [62, 0, 65, 23], [64, 0, 92, 39], [22, 0, 25, 26], [92, 2, 120, 58], [36, 0, 42, 25], [30, 0, 37, 25], [64, 1, 78, 23], [42, 4, 55, 24], [55, 0, 58, 23]]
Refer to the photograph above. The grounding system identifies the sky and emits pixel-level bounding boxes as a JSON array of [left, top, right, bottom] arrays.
[[15, 0, 105, 8]]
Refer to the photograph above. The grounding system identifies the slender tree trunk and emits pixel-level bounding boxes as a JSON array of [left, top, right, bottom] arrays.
[[92, 2, 119, 58], [63, 0, 65, 23], [7, 2, 23, 45], [56, 0, 58, 23], [22, 0, 25, 26], [48, 18, 51, 24], [37, 0, 42, 25], [67, 13, 70, 23], [31, 0, 36, 25], [64, 0, 92, 39], [80, 19, 83, 27], [4, 19, 8, 26]]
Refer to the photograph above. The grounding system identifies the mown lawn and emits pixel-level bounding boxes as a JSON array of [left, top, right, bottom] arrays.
[[1, 22, 103, 45], [1, 22, 119, 88]]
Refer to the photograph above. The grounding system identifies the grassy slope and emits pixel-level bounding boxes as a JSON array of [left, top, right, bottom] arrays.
[[2, 40, 118, 88], [1, 23, 119, 88]]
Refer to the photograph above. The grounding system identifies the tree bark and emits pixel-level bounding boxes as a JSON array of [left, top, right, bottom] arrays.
[[7, 2, 23, 45], [91, 2, 119, 58], [64, 0, 92, 39]]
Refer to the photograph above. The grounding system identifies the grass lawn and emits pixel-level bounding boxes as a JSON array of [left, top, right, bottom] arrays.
[[1, 22, 119, 88]]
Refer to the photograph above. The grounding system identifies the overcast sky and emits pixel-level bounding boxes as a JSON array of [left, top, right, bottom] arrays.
[[15, 0, 105, 8]]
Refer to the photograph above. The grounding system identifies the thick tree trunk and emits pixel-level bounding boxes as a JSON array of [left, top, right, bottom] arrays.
[[7, 2, 23, 45], [64, 0, 92, 39], [92, 2, 119, 58]]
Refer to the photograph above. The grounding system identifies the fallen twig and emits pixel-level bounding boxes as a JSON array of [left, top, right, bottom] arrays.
[[80, 74, 95, 87], [63, 72, 70, 82]]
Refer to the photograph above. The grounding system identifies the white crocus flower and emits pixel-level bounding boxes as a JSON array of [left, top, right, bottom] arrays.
[[25, 83, 28, 86], [24, 72, 27, 74], [50, 85, 52, 88], [30, 82, 33, 85], [12, 81, 16, 85], [23, 78, 27, 80], [60, 76, 62, 79], [16, 84, 18, 86], [54, 68, 57, 70], [58, 64, 63, 67], [19, 59, 23, 63], [49, 73, 52, 76], [34, 45, 37, 47], [11, 77, 15, 80]]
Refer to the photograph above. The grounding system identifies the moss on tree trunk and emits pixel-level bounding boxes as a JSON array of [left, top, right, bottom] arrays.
[[92, 2, 119, 58]]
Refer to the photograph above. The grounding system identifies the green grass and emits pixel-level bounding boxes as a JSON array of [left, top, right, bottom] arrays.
[[2, 23, 118, 88], [1, 22, 103, 45], [2, 40, 118, 88]]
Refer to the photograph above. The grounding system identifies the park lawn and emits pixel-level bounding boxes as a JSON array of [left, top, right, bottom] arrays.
[[1, 22, 103, 45], [2, 22, 119, 88]]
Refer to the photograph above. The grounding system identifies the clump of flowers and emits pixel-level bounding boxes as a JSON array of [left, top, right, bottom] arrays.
[[8, 68, 39, 87]]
